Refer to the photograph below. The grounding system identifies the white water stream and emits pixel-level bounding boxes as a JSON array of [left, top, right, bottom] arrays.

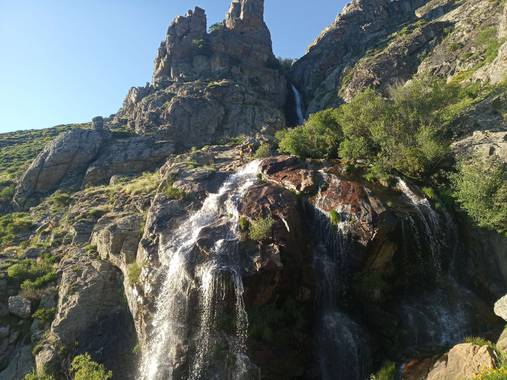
[[139, 161, 260, 380], [291, 84, 305, 125]]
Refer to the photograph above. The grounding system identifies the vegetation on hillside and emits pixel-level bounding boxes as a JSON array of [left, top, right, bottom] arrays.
[[70, 353, 112, 380], [452, 156, 507, 235]]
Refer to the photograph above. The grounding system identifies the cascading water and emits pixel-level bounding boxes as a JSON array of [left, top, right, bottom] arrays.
[[291, 84, 305, 125], [397, 178, 443, 275], [310, 179, 370, 380], [140, 161, 260, 380]]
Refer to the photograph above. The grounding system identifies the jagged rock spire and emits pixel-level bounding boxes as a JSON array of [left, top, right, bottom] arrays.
[[226, 0, 265, 28]]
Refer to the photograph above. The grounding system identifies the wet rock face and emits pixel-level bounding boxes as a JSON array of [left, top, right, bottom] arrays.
[[116, 0, 287, 148]]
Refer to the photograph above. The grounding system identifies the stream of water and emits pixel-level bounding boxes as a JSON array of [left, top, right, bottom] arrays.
[[291, 84, 305, 125], [139, 161, 260, 380]]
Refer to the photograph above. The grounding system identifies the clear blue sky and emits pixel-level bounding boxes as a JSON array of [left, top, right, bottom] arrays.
[[0, 0, 347, 133]]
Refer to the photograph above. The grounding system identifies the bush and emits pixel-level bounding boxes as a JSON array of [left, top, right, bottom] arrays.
[[0, 212, 35, 247], [21, 271, 57, 292], [32, 307, 56, 324], [7, 259, 52, 282], [209, 22, 225, 33], [451, 157, 506, 235], [163, 184, 186, 200], [254, 143, 272, 159], [24, 370, 55, 380], [474, 367, 507, 380], [127, 263, 142, 286], [369, 361, 396, 380], [337, 80, 450, 179], [70, 353, 112, 380], [276, 108, 343, 159], [249, 215, 274, 241]]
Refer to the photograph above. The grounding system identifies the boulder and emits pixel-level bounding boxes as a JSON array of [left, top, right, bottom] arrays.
[[8, 296, 31, 319], [84, 136, 175, 186], [497, 327, 507, 353], [494, 295, 507, 321], [425, 343, 498, 380], [14, 127, 108, 206]]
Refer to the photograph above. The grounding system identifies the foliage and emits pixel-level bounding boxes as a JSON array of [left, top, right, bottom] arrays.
[[476, 26, 504, 65], [254, 143, 272, 159], [70, 353, 112, 380], [208, 22, 225, 33], [337, 79, 451, 179], [464, 337, 498, 351], [369, 361, 396, 380], [117, 172, 160, 196], [451, 157, 506, 235], [474, 367, 507, 380], [21, 271, 57, 292], [276, 57, 295, 74], [329, 210, 340, 226], [239, 216, 250, 232], [127, 263, 142, 286], [7, 258, 53, 282], [24, 370, 55, 380], [276, 108, 343, 159], [32, 307, 57, 324], [0, 212, 34, 247], [249, 215, 274, 241], [163, 183, 186, 200]]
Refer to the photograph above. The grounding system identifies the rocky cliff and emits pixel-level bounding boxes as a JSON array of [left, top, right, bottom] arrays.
[[114, 0, 287, 150], [0, 0, 506, 379]]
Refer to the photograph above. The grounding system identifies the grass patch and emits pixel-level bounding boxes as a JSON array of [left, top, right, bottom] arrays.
[[127, 262, 142, 286], [249, 215, 274, 241]]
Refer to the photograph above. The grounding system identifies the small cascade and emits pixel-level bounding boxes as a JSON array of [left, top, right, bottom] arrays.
[[396, 178, 443, 276], [291, 84, 305, 125], [309, 183, 370, 380], [140, 161, 260, 380]]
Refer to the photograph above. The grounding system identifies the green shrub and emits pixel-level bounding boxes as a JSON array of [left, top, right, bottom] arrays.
[[209, 22, 225, 33], [239, 216, 250, 231], [254, 143, 272, 159], [24, 370, 55, 380], [249, 215, 274, 241], [276, 108, 343, 159], [465, 337, 497, 350], [32, 307, 56, 324], [474, 367, 507, 380], [70, 353, 112, 380], [163, 184, 186, 200], [370, 361, 396, 380], [127, 263, 142, 286], [0, 212, 35, 247], [0, 184, 15, 201], [329, 210, 340, 225], [337, 79, 450, 179], [7, 259, 52, 282], [451, 157, 506, 235], [21, 271, 57, 292]]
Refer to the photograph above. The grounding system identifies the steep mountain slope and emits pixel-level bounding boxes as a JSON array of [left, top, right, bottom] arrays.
[[0, 0, 506, 379]]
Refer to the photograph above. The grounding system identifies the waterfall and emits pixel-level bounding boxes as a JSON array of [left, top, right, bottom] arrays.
[[310, 184, 370, 380], [291, 84, 305, 125], [140, 161, 260, 380], [396, 178, 443, 275]]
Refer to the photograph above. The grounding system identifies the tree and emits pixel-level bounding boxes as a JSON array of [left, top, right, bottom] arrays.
[[451, 156, 506, 235]]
